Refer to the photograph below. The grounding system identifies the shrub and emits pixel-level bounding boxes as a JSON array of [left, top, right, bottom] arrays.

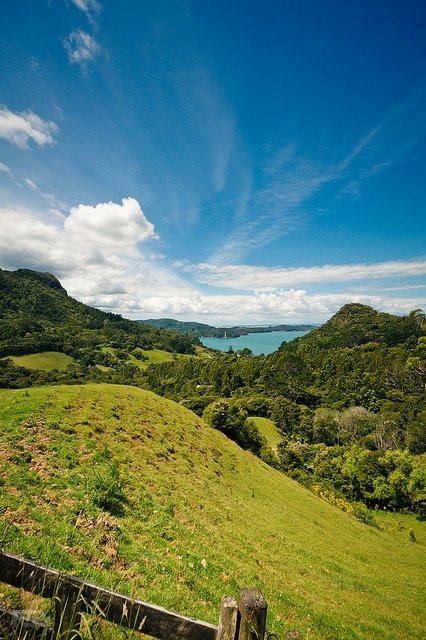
[[203, 399, 267, 454]]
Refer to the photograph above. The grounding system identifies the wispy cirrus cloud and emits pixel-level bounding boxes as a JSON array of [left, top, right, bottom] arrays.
[[208, 154, 333, 263], [0, 106, 58, 148], [209, 121, 389, 264], [185, 259, 426, 291], [64, 30, 101, 68], [211, 81, 426, 264], [70, 0, 101, 25], [0, 161, 12, 176], [24, 177, 68, 213]]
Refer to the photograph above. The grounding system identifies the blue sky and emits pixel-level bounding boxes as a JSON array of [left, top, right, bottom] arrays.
[[0, 0, 425, 324]]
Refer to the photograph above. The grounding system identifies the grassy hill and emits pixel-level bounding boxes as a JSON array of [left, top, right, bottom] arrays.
[[4, 351, 74, 371], [1, 384, 425, 639], [248, 416, 282, 449]]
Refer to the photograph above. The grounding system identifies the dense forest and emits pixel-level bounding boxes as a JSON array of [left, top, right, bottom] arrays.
[[1, 269, 425, 516]]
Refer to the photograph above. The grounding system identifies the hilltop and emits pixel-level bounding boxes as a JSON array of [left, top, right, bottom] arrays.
[[1, 383, 425, 639], [283, 303, 425, 350]]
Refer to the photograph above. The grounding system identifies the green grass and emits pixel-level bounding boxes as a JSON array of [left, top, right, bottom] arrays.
[[2, 351, 74, 371], [103, 346, 194, 369], [0, 384, 425, 640], [250, 416, 282, 449], [129, 348, 178, 368]]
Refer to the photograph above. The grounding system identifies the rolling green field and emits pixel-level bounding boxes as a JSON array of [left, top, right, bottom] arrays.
[[102, 346, 197, 370], [0, 384, 425, 639], [3, 351, 74, 371], [130, 348, 182, 367]]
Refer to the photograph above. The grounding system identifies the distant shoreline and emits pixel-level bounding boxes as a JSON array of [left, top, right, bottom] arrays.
[[140, 317, 317, 338]]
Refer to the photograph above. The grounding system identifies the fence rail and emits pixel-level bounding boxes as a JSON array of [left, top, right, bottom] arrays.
[[0, 552, 267, 640]]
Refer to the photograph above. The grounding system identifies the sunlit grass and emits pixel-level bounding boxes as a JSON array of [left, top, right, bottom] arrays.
[[102, 347, 194, 369], [249, 416, 282, 449], [2, 351, 74, 371]]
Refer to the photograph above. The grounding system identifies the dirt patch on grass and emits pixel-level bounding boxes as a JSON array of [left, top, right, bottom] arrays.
[[3, 507, 42, 536], [19, 417, 54, 480], [75, 512, 120, 561]]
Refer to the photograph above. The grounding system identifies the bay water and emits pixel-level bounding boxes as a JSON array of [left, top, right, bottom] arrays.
[[200, 329, 311, 355]]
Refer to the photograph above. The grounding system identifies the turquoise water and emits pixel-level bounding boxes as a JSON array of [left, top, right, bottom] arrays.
[[200, 329, 311, 355]]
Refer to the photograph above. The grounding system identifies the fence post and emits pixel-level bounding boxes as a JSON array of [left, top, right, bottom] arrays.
[[53, 581, 82, 640], [237, 588, 267, 640], [216, 596, 239, 640]]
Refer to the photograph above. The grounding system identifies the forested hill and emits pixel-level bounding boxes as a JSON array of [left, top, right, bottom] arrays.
[[281, 302, 425, 350], [0, 268, 197, 356], [141, 317, 315, 338], [0, 269, 118, 326]]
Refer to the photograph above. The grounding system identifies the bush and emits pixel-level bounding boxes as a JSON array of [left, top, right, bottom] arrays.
[[181, 395, 220, 416], [203, 399, 267, 454]]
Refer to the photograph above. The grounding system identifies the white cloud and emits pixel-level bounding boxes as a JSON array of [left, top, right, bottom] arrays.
[[84, 288, 425, 325], [185, 260, 426, 291], [64, 30, 101, 66], [24, 178, 37, 190], [65, 197, 157, 246], [0, 107, 58, 148], [0, 199, 191, 318]]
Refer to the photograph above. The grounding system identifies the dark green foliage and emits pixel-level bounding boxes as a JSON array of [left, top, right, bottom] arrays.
[[270, 397, 302, 436], [234, 394, 271, 417], [286, 303, 424, 349], [278, 441, 426, 512], [180, 395, 220, 416], [203, 399, 267, 454]]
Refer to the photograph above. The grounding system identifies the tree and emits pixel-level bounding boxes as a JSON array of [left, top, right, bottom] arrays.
[[337, 407, 377, 445], [312, 408, 339, 445], [203, 399, 266, 453], [269, 396, 301, 437]]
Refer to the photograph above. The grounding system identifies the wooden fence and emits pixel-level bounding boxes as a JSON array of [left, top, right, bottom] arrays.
[[0, 552, 267, 640]]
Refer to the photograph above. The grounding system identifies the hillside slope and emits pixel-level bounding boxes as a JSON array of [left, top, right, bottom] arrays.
[[0, 384, 425, 640]]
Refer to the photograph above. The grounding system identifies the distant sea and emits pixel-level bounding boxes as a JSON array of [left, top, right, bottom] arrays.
[[200, 329, 311, 355]]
